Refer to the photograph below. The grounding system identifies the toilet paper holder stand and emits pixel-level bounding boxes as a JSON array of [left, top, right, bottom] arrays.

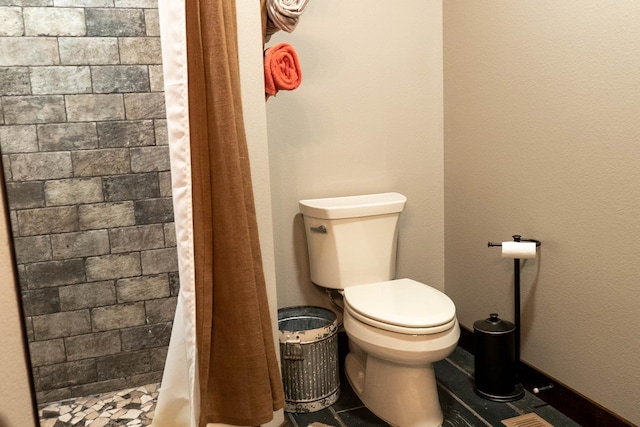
[[487, 235, 541, 249], [487, 235, 541, 395]]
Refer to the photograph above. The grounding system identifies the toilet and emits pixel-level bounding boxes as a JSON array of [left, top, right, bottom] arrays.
[[299, 192, 459, 427]]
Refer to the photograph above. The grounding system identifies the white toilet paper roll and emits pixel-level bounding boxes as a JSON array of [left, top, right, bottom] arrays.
[[501, 241, 537, 259]]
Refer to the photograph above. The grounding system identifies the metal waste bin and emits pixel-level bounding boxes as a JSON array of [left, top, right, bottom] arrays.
[[278, 306, 340, 413], [473, 313, 523, 401]]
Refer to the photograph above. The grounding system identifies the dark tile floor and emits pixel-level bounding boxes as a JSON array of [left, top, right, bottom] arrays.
[[285, 345, 581, 427]]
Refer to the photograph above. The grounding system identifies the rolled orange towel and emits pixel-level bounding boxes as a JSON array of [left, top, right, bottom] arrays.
[[264, 42, 302, 99]]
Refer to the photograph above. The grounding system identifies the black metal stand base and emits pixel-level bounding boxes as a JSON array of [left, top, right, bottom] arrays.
[[474, 383, 525, 402]]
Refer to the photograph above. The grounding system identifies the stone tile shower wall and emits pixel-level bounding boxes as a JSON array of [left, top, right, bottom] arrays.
[[0, 0, 179, 404]]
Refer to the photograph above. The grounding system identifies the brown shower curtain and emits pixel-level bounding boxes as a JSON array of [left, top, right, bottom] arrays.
[[185, 1, 284, 425]]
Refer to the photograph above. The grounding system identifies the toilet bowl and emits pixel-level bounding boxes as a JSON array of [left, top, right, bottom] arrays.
[[299, 193, 459, 427], [342, 279, 459, 427]]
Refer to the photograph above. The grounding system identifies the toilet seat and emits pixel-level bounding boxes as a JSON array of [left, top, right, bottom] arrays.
[[344, 278, 456, 335]]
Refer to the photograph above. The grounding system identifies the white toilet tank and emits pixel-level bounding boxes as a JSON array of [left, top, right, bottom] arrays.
[[299, 193, 407, 289]]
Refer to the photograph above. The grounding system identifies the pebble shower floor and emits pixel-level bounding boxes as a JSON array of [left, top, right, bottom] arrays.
[[38, 383, 158, 427]]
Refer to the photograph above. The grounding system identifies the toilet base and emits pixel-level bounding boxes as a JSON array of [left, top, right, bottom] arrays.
[[345, 351, 444, 427]]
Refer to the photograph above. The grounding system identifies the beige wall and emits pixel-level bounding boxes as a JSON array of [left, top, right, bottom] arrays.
[[236, 1, 284, 425], [0, 179, 36, 427], [266, 0, 444, 309], [444, 2, 640, 424]]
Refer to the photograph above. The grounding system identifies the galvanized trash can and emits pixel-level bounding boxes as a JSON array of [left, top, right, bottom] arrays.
[[278, 306, 340, 413]]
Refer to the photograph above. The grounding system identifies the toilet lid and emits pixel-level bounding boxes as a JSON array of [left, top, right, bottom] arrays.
[[344, 278, 456, 330]]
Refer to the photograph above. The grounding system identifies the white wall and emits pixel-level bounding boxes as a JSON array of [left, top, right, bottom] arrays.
[[266, 0, 444, 309], [0, 179, 36, 427], [444, 2, 640, 424]]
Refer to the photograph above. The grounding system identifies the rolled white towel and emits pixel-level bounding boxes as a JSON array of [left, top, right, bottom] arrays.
[[266, 0, 310, 37]]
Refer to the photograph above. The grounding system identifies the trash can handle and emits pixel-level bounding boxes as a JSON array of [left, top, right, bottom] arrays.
[[283, 338, 304, 361]]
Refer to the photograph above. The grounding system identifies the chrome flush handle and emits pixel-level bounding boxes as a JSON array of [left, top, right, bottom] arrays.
[[310, 225, 327, 234]]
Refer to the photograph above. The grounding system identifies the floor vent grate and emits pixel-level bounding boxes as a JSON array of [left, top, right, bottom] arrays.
[[501, 413, 554, 427]]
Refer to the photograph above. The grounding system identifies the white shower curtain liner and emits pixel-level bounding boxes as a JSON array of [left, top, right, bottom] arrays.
[[154, 0, 199, 426], [153, 2, 283, 427]]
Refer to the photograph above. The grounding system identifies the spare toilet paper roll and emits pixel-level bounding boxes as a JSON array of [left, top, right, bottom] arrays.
[[501, 241, 537, 259]]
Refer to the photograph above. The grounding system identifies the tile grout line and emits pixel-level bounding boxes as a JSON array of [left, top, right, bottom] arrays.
[[444, 356, 474, 378], [506, 401, 527, 417], [286, 412, 300, 427], [437, 380, 493, 427], [332, 404, 366, 414], [445, 357, 529, 417], [328, 406, 349, 427]]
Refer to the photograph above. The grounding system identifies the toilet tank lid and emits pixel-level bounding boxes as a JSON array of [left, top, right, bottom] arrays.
[[299, 192, 407, 219]]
